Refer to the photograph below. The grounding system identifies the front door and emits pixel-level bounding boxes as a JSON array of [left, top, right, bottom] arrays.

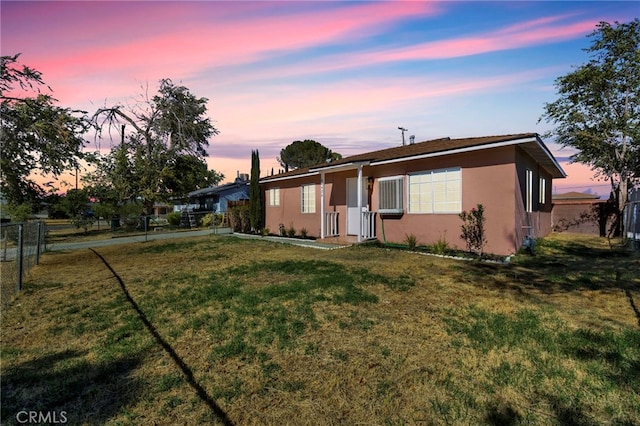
[[347, 177, 367, 235]]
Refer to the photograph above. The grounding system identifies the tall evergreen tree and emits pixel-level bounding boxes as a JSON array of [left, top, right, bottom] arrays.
[[249, 150, 262, 232]]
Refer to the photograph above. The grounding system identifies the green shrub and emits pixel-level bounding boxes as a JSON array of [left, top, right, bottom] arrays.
[[214, 213, 225, 227], [404, 233, 418, 251], [166, 212, 181, 226], [460, 204, 487, 255], [432, 234, 450, 255], [300, 228, 308, 239], [230, 205, 250, 233], [201, 213, 214, 227], [287, 225, 296, 238], [6, 203, 32, 222]]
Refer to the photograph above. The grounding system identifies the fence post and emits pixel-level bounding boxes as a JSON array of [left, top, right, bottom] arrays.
[[36, 221, 42, 264], [17, 223, 24, 291]]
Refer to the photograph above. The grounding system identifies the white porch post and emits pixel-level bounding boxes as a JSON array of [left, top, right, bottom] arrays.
[[320, 172, 325, 239], [357, 165, 363, 243]]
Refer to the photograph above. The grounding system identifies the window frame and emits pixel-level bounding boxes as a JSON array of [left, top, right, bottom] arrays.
[[407, 167, 462, 214], [377, 176, 404, 214], [268, 187, 280, 207], [525, 169, 533, 213], [301, 184, 316, 213], [539, 177, 546, 205]]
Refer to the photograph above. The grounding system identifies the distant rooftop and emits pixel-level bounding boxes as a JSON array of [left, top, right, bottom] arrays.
[[552, 191, 602, 201]]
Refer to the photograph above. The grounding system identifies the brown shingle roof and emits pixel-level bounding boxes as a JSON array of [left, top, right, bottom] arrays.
[[319, 133, 537, 167], [261, 133, 566, 181]]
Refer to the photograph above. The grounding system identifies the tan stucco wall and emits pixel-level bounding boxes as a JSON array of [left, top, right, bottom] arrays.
[[263, 174, 323, 236], [369, 146, 518, 255], [514, 147, 554, 248], [262, 145, 556, 255]]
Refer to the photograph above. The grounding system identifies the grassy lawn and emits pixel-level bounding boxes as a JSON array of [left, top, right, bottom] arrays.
[[1, 233, 638, 425]]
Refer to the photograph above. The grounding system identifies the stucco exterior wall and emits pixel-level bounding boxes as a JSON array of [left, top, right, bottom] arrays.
[[263, 174, 323, 236], [514, 147, 554, 248], [368, 146, 518, 255], [262, 144, 558, 255]]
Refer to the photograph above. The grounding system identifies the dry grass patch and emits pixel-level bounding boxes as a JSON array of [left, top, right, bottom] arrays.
[[1, 233, 638, 425]]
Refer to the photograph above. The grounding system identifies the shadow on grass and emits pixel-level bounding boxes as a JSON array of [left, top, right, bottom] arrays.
[[441, 236, 640, 325], [89, 248, 235, 426], [1, 349, 142, 425], [485, 401, 521, 426]]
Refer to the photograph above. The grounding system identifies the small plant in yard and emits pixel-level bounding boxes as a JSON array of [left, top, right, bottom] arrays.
[[286, 224, 296, 238], [300, 228, 308, 239], [459, 204, 487, 256], [201, 213, 214, 227], [431, 233, 450, 255], [404, 233, 418, 250], [165, 212, 181, 226], [262, 227, 270, 237]]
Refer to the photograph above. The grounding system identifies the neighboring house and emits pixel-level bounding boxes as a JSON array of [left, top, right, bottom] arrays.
[[183, 174, 250, 213], [551, 191, 611, 236], [151, 203, 173, 217], [260, 133, 566, 255]]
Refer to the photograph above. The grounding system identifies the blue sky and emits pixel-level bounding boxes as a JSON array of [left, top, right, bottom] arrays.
[[2, 1, 638, 195]]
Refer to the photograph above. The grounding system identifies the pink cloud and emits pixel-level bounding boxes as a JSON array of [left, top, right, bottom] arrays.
[[5, 1, 440, 107], [355, 16, 601, 63]]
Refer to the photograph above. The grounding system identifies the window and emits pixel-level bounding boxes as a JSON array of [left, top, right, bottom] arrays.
[[301, 184, 315, 213], [525, 169, 533, 212], [408, 168, 461, 214], [539, 177, 546, 205], [268, 188, 280, 206], [378, 177, 404, 214]]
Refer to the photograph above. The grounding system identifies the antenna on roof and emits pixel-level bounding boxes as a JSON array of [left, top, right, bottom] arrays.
[[398, 127, 408, 146]]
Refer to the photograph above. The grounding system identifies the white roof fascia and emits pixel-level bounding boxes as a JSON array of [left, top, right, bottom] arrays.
[[260, 171, 319, 183], [533, 134, 567, 178], [309, 161, 370, 173]]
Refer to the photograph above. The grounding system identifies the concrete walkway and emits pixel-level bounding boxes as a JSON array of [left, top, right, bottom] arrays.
[[44, 228, 350, 253]]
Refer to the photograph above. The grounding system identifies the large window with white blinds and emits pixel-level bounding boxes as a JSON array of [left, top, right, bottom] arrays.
[[408, 167, 462, 214]]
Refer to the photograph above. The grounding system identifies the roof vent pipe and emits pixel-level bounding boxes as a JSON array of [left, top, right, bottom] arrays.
[[409, 135, 415, 145]]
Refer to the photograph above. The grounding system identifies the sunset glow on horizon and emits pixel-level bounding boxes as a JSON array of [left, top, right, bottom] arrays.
[[2, 1, 637, 197]]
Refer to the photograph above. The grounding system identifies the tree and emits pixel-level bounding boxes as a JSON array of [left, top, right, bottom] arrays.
[[541, 20, 640, 236], [278, 139, 341, 171], [91, 79, 222, 213], [249, 150, 262, 232], [162, 155, 224, 196], [0, 54, 90, 209]]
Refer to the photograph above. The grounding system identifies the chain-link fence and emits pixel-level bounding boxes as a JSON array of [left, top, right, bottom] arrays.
[[1, 221, 46, 309]]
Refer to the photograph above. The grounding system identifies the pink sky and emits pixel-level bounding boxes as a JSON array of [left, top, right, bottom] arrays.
[[3, 1, 635, 198]]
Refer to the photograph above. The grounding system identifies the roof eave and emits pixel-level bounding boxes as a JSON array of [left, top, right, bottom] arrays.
[[260, 170, 318, 183], [309, 161, 370, 173]]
